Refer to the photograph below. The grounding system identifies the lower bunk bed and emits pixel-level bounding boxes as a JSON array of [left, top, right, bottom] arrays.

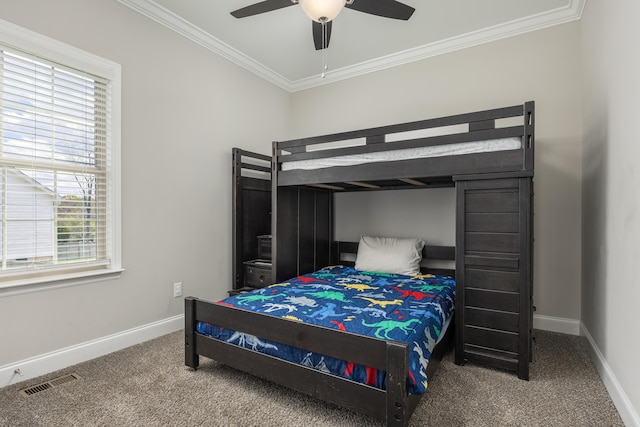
[[185, 241, 455, 426]]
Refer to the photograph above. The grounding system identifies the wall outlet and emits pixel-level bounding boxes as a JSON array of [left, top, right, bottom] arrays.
[[173, 282, 183, 298]]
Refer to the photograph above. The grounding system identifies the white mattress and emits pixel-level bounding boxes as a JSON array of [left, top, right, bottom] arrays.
[[281, 137, 522, 171]]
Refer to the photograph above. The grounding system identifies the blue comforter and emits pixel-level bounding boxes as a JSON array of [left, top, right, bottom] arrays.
[[197, 265, 455, 394]]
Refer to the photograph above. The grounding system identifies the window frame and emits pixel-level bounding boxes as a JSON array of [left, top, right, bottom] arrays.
[[0, 19, 122, 296]]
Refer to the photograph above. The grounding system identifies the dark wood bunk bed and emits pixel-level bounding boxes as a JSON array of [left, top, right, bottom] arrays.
[[185, 101, 535, 426]]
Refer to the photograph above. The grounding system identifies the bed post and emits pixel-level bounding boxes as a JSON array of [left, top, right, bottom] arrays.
[[271, 141, 279, 282], [386, 341, 410, 427], [454, 180, 466, 366], [184, 297, 199, 369], [523, 101, 535, 172], [232, 149, 241, 291]]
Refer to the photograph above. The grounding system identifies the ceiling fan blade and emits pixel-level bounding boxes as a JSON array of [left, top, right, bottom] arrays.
[[346, 0, 415, 20], [231, 0, 294, 18], [312, 20, 332, 50]]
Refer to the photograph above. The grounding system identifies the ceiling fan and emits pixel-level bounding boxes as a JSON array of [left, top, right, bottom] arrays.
[[231, 0, 415, 50]]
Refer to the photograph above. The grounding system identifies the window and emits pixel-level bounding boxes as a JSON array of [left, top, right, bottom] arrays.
[[0, 20, 121, 290]]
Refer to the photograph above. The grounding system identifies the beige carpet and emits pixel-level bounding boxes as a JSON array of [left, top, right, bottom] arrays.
[[0, 330, 623, 426]]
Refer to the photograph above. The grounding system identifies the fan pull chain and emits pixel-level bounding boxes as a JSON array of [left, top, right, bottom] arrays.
[[321, 18, 328, 78]]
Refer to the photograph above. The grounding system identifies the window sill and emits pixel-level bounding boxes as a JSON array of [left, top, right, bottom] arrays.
[[0, 268, 125, 298]]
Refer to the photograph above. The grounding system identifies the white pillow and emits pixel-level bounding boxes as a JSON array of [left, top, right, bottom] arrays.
[[355, 236, 425, 276]]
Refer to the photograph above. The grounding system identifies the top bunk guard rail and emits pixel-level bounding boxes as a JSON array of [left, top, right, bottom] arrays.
[[233, 148, 272, 178], [273, 102, 534, 188]]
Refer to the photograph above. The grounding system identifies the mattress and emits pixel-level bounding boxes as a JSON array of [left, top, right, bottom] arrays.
[[196, 265, 456, 394], [281, 137, 521, 171]]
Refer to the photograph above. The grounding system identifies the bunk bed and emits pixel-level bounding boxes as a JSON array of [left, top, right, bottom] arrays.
[[185, 101, 535, 426]]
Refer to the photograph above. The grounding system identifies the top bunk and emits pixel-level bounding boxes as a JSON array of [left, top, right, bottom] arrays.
[[273, 101, 534, 191]]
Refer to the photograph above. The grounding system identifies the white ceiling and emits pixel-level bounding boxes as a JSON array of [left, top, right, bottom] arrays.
[[119, 0, 584, 92]]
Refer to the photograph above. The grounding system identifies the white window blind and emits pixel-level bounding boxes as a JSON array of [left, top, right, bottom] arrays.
[[0, 42, 113, 281]]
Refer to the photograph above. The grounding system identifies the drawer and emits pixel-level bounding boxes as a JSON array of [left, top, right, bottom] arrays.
[[465, 190, 519, 213], [464, 325, 519, 353], [465, 232, 519, 253], [465, 288, 519, 312], [466, 268, 519, 292], [465, 254, 519, 270], [244, 260, 272, 288], [464, 307, 519, 333], [466, 213, 519, 233], [463, 344, 519, 373]]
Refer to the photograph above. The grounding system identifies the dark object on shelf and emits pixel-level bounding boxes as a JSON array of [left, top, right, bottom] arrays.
[[256, 235, 271, 260], [243, 259, 272, 289], [227, 287, 255, 297]]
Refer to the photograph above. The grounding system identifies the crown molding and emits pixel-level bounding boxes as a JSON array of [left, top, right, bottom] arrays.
[[117, 0, 292, 90], [119, 0, 586, 93]]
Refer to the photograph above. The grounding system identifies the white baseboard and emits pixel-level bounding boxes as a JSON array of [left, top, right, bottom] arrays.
[[3, 312, 635, 427], [0, 314, 184, 389], [533, 313, 581, 335], [0, 312, 579, 389], [581, 323, 640, 427]]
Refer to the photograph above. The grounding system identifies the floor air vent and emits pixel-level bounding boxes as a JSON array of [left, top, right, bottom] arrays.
[[19, 373, 81, 397]]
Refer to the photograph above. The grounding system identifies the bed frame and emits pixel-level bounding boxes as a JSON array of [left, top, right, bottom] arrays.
[[270, 102, 534, 381], [271, 102, 534, 278], [185, 242, 455, 426], [186, 101, 534, 425]]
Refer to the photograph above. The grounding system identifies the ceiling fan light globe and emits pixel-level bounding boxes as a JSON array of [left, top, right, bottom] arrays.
[[299, 0, 346, 23]]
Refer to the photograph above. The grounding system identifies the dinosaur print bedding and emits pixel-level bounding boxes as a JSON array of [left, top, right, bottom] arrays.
[[196, 265, 455, 394]]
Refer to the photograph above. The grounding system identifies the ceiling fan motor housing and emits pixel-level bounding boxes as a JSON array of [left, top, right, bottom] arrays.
[[298, 0, 350, 23]]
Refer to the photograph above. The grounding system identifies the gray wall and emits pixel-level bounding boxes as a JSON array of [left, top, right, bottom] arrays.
[[581, 0, 640, 419], [2, 1, 636, 419], [335, 188, 455, 246], [0, 0, 290, 366], [291, 22, 584, 324]]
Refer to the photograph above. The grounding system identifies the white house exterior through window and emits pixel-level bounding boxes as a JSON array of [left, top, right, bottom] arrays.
[[0, 20, 121, 290]]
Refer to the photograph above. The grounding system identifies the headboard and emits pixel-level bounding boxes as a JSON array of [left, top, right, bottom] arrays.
[[331, 241, 455, 277]]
